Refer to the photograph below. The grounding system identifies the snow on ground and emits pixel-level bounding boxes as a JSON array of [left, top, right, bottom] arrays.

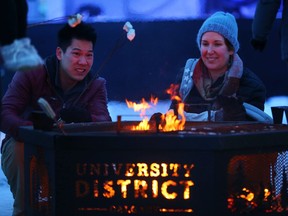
[[0, 97, 287, 215], [0, 132, 13, 216]]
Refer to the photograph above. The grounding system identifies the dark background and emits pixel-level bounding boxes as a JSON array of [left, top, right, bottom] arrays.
[[1, 19, 287, 102]]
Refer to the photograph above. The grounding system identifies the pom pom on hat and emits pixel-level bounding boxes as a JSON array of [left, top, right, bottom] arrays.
[[197, 11, 239, 52]]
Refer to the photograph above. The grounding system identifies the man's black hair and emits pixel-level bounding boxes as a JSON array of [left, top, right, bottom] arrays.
[[57, 22, 97, 52]]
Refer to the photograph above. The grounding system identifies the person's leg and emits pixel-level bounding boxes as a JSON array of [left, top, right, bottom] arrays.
[[0, 0, 18, 45], [15, 0, 28, 39], [1, 138, 25, 216], [0, 0, 43, 71], [0, 0, 28, 44]]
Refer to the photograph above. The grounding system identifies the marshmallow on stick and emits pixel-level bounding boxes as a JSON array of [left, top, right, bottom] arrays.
[[123, 22, 136, 41], [68, 13, 83, 28]]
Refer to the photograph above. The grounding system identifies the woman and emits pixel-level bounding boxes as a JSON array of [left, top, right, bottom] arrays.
[[170, 11, 269, 122]]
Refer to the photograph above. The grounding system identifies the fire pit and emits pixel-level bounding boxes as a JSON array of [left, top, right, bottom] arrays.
[[19, 121, 288, 215], [59, 120, 287, 135]]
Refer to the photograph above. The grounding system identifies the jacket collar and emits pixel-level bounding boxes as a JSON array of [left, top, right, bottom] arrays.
[[43, 55, 93, 103]]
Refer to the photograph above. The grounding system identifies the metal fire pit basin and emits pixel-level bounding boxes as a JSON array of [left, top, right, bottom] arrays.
[[19, 121, 288, 216], [57, 121, 288, 136]]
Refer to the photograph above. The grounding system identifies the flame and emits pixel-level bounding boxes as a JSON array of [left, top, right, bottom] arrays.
[[126, 98, 151, 117], [160, 109, 185, 132], [132, 117, 150, 131], [163, 84, 186, 131], [125, 97, 157, 130], [125, 84, 186, 132]]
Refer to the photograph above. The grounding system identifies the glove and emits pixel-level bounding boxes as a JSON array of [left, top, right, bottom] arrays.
[[60, 107, 92, 123], [215, 95, 247, 121], [250, 38, 266, 52], [29, 111, 54, 131]]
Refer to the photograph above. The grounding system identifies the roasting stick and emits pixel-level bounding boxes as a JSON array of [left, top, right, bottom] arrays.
[[30, 15, 136, 119], [37, 97, 67, 135], [34, 19, 135, 130], [71, 21, 136, 106]]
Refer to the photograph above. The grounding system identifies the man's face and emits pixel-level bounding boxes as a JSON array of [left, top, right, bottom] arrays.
[[56, 38, 94, 88]]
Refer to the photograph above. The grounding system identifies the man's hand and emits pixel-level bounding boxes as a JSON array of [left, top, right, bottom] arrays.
[[30, 111, 54, 131], [60, 107, 92, 123]]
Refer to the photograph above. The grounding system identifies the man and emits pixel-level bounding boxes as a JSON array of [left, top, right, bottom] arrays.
[[0, 22, 111, 216]]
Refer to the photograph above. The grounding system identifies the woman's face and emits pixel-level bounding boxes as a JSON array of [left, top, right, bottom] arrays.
[[200, 32, 234, 76]]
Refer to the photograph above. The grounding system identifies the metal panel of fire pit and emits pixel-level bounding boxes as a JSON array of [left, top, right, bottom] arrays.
[[19, 121, 288, 216]]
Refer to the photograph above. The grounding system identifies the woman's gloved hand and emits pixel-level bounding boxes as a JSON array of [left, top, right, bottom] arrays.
[[215, 95, 247, 121], [60, 107, 92, 123]]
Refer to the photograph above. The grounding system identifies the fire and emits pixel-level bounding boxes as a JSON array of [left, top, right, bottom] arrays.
[[239, 188, 254, 202], [125, 97, 157, 131], [125, 84, 186, 132], [132, 117, 149, 131], [126, 97, 156, 117], [161, 84, 186, 131], [160, 103, 185, 132]]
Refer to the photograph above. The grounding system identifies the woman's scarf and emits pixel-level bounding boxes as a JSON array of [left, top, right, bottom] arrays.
[[192, 54, 243, 101]]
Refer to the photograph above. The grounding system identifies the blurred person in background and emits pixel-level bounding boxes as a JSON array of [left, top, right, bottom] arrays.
[[251, 0, 288, 94], [0, 0, 43, 71]]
